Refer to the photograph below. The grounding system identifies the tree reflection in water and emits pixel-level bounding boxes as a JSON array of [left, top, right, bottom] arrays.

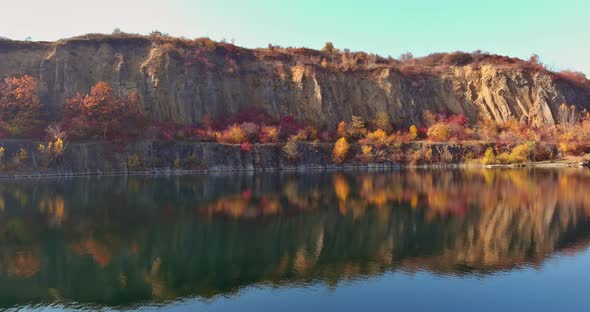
[[0, 169, 589, 307]]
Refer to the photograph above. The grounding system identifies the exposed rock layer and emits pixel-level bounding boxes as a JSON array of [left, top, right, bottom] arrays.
[[1, 37, 589, 127], [0, 140, 492, 176]]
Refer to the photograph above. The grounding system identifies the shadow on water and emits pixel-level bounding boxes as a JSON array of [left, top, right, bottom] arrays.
[[1, 168, 590, 308]]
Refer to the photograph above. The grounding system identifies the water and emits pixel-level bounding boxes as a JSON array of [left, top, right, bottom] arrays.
[[1, 169, 590, 311]]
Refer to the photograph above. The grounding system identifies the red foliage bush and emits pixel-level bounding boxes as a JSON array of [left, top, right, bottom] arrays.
[[445, 114, 467, 127], [239, 122, 260, 143], [151, 122, 177, 141], [424, 113, 471, 142], [240, 142, 253, 153], [234, 107, 274, 125], [417, 127, 429, 139], [187, 49, 215, 69], [553, 70, 590, 88], [194, 127, 216, 141], [62, 82, 147, 144], [279, 116, 305, 139], [0, 75, 45, 137], [398, 65, 440, 77], [442, 52, 474, 66]]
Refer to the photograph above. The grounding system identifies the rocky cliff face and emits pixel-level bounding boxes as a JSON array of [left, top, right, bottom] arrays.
[[1, 35, 589, 127]]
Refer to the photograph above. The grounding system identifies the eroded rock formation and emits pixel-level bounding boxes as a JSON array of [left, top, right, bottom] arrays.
[[1, 35, 589, 127]]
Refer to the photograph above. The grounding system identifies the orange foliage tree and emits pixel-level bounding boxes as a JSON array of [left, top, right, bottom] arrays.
[[333, 137, 350, 164], [216, 124, 247, 144], [0, 75, 45, 137], [62, 82, 147, 143]]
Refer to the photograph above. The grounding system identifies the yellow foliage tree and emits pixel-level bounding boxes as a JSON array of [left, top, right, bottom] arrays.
[[558, 131, 577, 156], [427, 123, 450, 142], [365, 129, 388, 144], [409, 125, 419, 141], [507, 143, 533, 163], [282, 136, 300, 160], [559, 142, 572, 156], [347, 116, 368, 140], [337, 121, 347, 138], [482, 147, 497, 165], [259, 126, 279, 143], [216, 124, 246, 144], [360, 145, 373, 162], [37, 138, 65, 168], [333, 137, 349, 164]]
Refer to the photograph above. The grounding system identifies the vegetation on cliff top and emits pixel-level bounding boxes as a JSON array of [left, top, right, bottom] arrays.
[[1, 31, 588, 88]]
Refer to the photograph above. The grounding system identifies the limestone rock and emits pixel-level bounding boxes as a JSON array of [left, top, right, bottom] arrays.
[[1, 37, 589, 127]]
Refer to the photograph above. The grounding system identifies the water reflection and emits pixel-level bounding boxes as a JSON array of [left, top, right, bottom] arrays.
[[0, 169, 590, 308]]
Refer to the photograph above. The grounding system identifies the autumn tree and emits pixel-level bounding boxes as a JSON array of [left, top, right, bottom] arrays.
[[427, 123, 450, 141], [333, 137, 349, 164], [337, 121, 347, 138], [62, 82, 147, 143], [0, 75, 45, 137], [283, 136, 300, 161], [347, 115, 368, 141], [362, 129, 388, 146], [422, 110, 437, 127], [476, 119, 499, 142], [259, 126, 279, 143], [481, 147, 497, 165], [409, 125, 419, 140], [216, 124, 247, 144], [372, 111, 392, 132]]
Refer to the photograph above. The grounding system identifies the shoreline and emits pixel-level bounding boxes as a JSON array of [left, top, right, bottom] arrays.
[[0, 159, 586, 179], [0, 139, 586, 179]]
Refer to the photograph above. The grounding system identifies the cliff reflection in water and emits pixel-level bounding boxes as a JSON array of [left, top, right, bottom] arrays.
[[0, 169, 590, 307]]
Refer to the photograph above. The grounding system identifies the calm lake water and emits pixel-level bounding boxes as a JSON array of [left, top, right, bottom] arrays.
[[1, 169, 590, 311]]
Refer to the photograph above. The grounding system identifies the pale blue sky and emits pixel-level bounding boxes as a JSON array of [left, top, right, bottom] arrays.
[[1, 0, 588, 74]]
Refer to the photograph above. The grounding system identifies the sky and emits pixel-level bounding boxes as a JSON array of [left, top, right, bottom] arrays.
[[1, 0, 588, 74]]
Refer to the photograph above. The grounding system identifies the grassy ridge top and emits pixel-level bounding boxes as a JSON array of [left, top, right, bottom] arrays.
[[2, 31, 587, 84]]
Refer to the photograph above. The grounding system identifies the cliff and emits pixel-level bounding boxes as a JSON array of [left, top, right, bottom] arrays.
[[1, 34, 590, 127]]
